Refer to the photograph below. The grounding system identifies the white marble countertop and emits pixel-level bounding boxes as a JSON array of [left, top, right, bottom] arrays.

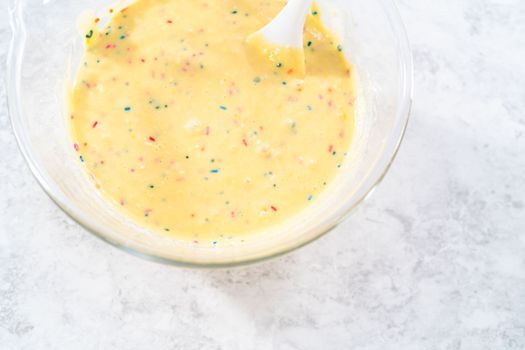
[[1, 1, 525, 349]]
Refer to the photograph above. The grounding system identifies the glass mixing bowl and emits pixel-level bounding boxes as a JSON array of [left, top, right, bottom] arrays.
[[7, 0, 413, 267]]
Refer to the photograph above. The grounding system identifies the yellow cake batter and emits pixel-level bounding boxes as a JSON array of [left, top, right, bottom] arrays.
[[69, 0, 355, 242]]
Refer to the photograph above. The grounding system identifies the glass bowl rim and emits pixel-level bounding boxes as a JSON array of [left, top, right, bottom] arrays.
[[6, 0, 413, 268]]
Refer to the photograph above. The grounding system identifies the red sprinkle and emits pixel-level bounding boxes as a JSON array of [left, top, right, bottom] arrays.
[[242, 139, 248, 146], [149, 136, 156, 142], [167, 19, 173, 24], [231, 211, 236, 218], [271, 206, 278, 212], [92, 121, 98, 128], [328, 144, 334, 153], [205, 126, 210, 135]]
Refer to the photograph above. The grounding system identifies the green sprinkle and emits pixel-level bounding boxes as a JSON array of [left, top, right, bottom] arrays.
[[149, 184, 155, 189], [253, 76, 261, 83], [307, 195, 313, 201], [185, 155, 190, 159], [120, 35, 126, 40], [337, 45, 343, 52], [164, 228, 170, 232], [231, 9, 238, 14], [307, 105, 313, 111], [312, 11, 318, 16], [282, 81, 287, 85], [85, 30, 93, 39], [307, 41, 312, 47], [79, 155, 85, 162], [276, 62, 283, 68], [219, 105, 227, 110]]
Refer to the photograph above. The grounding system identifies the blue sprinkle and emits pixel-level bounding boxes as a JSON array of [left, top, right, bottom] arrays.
[[307, 195, 313, 201], [219, 105, 227, 110], [124, 106, 131, 111], [79, 155, 84, 163], [210, 169, 220, 173]]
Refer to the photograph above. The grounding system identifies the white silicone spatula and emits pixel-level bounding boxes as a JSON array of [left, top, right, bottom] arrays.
[[249, 0, 314, 48]]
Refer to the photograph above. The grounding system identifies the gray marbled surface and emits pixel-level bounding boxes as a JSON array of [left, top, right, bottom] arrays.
[[1, 1, 525, 349]]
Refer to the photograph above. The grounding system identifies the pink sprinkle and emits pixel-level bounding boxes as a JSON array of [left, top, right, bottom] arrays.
[[205, 126, 210, 136], [120, 199, 125, 206], [231, 211, 236, 218], [73, 143, 79, 152], [328, 144, 334, 153]]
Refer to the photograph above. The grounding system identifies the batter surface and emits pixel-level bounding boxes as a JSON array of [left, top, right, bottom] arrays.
[[69, 0, 355, 241]]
